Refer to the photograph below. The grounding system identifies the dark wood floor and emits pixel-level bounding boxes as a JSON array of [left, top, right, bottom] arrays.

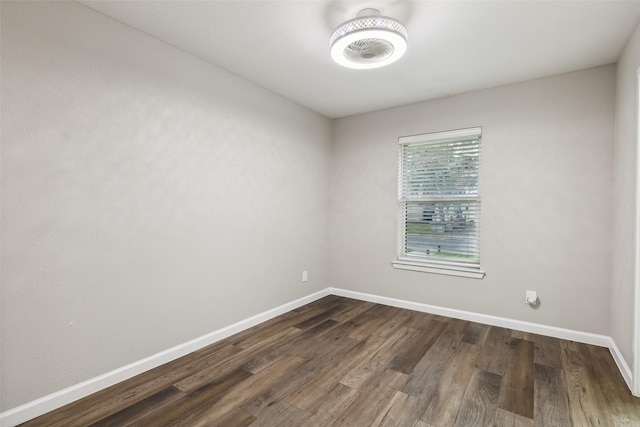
[[21, 295, 640, 426]]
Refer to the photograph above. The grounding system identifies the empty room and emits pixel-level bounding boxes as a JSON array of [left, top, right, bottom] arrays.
[[2, 0, 640, 425]]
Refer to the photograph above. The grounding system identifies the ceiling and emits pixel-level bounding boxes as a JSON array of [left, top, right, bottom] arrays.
[[78, 1, 640, 119]]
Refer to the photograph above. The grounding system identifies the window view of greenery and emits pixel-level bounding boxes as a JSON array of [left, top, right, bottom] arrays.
[[400, 132, 480, 265]]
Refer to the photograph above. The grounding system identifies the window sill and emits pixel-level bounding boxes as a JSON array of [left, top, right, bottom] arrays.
[[391, 259, 485, 279]]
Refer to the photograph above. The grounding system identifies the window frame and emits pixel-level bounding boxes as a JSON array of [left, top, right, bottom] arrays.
[[392, 127, 485, 279]]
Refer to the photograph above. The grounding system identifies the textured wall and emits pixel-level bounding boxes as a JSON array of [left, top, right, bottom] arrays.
[[331, 65, 615, 335], [1, 1, 331, 410]]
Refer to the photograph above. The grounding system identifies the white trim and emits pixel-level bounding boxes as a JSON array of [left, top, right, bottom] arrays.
[[391, 259, 485, 279], [0, 289, 331, 427], [330, 288, 633, 391], [2, 286, 635, 425], [399, 126, 482, 145], [634, 66, 640, 396], [609, 336, 634, 392], [328, 287, 612, 347]]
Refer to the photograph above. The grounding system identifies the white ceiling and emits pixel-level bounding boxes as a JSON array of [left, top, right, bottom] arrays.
[[79, 1, 640, 119]]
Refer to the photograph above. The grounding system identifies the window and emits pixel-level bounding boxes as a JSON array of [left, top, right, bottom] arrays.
[[392, 127, 484, 279]]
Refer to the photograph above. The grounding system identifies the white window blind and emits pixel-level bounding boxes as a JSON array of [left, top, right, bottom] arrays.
[[397, 127, 482, 271]]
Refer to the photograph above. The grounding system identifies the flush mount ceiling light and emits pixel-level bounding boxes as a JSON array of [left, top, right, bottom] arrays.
[[330, 8, 408, 70]]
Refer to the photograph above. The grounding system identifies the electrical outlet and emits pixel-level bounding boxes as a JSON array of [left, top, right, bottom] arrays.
[[302, 271, 308, 282]]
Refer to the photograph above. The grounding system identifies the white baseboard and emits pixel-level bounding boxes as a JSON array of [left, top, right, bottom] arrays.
[[2, 286, 635, 426], [329, 287, 634, 392], [607, 337, 634, 393], [0, 288, 331, 427]]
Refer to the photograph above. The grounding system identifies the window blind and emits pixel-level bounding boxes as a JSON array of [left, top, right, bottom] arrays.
[[398, 127, 481, 267]]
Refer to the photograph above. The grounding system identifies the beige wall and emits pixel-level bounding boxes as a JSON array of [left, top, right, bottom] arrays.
[[0, 1, 332, 410], [612, 22, 640, 376], [330, 66, 615, 334]]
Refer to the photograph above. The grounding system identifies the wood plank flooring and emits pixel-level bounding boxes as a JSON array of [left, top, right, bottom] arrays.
[[20, 296, 640, 426]]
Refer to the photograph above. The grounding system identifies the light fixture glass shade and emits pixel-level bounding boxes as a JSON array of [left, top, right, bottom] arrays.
[[330, 13, 408, 69]]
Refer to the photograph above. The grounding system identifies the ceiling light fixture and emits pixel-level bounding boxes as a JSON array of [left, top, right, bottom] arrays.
[[330, 8, 408, 70]]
